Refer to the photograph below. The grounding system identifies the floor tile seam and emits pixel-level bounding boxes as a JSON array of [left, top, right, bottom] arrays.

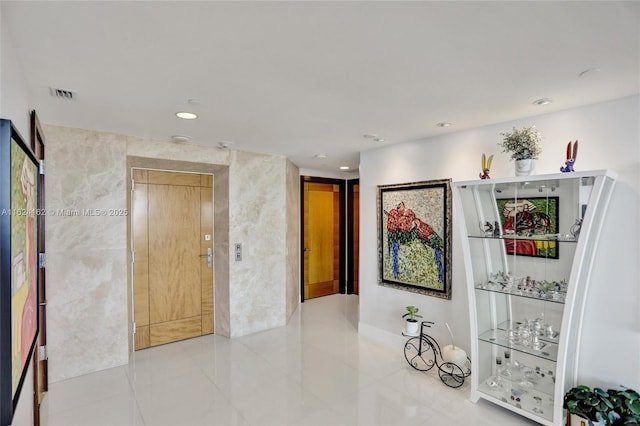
[[45, 367, 135, 415]]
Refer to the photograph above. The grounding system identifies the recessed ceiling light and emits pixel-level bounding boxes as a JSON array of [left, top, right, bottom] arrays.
[[373, 137, 385, 143], [176, 112, 198, 120], [339, 166, 350, 170], [363, 134, 378, 139], [436, 122, 452, 127], [171, 135, 191, 142], [218, 141, 234, 149], [533, 98, 553, 106], [314, 154, 327, 159], [187, 98, 201, 105], [579, 68, 601, 78]]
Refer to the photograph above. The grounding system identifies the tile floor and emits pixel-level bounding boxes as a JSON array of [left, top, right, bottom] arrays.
[[40, 294, 538, 425]]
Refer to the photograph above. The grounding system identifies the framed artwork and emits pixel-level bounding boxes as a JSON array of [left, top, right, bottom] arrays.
[[0, 119, 39, 426], [378, 179, 452, 299], [496, 196, 559, 259]]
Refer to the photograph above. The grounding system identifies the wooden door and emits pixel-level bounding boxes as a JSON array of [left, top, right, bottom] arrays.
[[302, 178, 343, 300], [30, 111, 46, 426], [132, 170, 213, 350]]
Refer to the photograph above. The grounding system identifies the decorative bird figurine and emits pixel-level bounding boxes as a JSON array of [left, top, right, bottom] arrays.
[[560, 140, 578, 172], [479, 153, 493, 179]]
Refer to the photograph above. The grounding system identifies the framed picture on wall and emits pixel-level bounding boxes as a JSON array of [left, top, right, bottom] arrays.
[[0, 119, 40, 426], [496, 196, 560, 259], [377, 179, 452, 299]]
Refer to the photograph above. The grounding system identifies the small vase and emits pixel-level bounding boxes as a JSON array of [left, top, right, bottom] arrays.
[[515, 159, 535, 176]]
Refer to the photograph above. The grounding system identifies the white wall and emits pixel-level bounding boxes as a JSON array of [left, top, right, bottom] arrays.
[[1, 9, 35, 425], [359, 96, 640, 391]]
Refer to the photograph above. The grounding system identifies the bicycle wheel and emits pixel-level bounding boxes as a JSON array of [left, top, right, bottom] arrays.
[[438, 361, 466, 388], [404, 337, 436, 372]]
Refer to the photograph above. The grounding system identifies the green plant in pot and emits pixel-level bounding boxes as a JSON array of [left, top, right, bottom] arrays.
[[402, 305, 423, 336], [607, 388, 640, 424], [498, 126, 542, 176], [564, 385, 640, 425]]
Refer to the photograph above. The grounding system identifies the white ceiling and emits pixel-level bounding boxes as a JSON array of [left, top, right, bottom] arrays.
[[3, 1, 639, 173]]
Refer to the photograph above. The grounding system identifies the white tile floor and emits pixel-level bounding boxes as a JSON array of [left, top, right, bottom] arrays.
[[40, 294, 538, 426]]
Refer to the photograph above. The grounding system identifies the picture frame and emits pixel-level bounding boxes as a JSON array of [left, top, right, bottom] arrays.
[[377, 179, 452, 299], [496, 196, 560, 259], [0, 119, 40, 426]]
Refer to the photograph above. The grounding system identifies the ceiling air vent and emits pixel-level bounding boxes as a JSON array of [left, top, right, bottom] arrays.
[[49, 87, 76, 100]]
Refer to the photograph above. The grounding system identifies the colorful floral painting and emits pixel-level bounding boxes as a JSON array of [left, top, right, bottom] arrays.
[[0, 120, 40, 426], [496, 197, 559, 259], [10, 139, 38, 397], [378, 180, 452, 299]]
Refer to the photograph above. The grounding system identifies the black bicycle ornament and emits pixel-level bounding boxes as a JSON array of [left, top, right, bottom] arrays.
[[403, 321, 471, 388]]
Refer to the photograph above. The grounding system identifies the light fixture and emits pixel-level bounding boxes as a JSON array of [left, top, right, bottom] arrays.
[[171, 135, 191, 142], [314, 154, 327, 159], [339, 166, 350, 170], [373, 137, 385, 143], [363, 134, 378, 139], [218, 141, 234, 149], [533, 98, 553, 106], [176, 112, 198, 120], [436, 122, 452, 128]]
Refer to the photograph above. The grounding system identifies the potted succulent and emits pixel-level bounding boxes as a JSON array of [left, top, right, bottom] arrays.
[[499, 126, 542, 176], [402, 305, 423, 336], [564, 385, 640, 426]]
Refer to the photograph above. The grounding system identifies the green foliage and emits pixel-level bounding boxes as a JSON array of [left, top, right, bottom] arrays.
[[499, 126, 543, 160], [564, 386, 640, 425], [402, 305, 423, 321]]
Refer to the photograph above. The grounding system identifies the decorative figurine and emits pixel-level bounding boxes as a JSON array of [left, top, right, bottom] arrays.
[[560, 140, 578, 173], [569, 218, 583, 239], [479, 153, 494, 179]]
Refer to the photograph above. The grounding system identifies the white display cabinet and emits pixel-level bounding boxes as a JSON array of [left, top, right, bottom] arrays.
[[452, 170, 616, 425]]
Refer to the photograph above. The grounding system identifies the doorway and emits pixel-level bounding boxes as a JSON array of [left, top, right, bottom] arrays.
[[301, 176, 346, 301], [131, 169, 214, 349]]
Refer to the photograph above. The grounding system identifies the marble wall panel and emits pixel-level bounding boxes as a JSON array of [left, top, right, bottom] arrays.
[[43, 125, 129, 381], [228, 150, 287, 336], [285, 160, 300, 321]]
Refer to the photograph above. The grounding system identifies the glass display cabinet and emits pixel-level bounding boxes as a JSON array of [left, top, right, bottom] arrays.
[[452, 170, 616, 425]]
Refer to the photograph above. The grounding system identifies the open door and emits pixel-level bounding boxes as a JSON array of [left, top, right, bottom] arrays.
[[301, 176, 345, 301]]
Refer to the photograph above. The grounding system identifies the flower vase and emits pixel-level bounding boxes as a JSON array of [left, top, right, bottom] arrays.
[[515, 159, 535, 176]]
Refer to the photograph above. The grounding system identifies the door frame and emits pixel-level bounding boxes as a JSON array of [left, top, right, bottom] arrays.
[[300, 176, 346, 302], [347, 179, 359, 295], [30, 110, 47, 426], [126, 157, 231, 347]]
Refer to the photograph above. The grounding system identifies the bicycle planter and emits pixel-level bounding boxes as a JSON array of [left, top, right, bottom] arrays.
[[403, 321, 471, 388]]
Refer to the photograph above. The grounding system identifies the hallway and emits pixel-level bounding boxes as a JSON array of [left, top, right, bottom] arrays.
[[40, 295, 535, 425]]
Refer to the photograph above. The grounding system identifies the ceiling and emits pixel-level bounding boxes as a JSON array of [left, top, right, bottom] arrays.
[[3, 1, 639, 173]]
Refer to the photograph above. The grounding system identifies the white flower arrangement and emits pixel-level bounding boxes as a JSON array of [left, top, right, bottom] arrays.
[[499, 126, 542, 160]]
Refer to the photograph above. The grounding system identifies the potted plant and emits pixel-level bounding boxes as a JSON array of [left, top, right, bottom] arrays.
[[564, 385, 613, 426], [564, 385, 640, 426], [498, 126, 542, 176], [607, 388, 640, 425], [402, 305, 422, 336]]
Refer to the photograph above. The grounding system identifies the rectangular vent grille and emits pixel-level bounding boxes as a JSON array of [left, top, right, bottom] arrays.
[[49, 87, 76, 100]]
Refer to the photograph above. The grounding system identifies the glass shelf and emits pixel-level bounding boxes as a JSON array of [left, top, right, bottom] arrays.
[[475, 284, 567, 304], [478, 329, 559, 362], [468, 234, 577, 243], [479, 377, 554, 423]]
